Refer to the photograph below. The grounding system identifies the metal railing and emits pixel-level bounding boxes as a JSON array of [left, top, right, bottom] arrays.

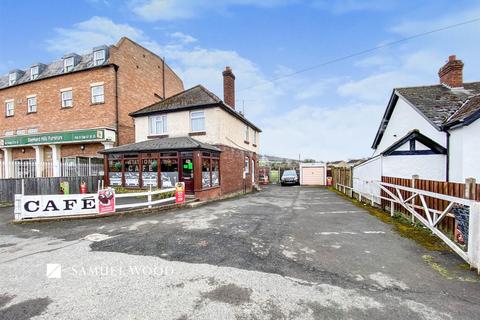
[[335, 180, 480, 271], [0, 160, 103, 179]]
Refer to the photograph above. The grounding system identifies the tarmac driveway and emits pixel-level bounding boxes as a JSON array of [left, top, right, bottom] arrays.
[[0, 185, 479, 319]]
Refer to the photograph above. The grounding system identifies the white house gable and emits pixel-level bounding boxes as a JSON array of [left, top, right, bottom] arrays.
[[373, 96, 446, 156]]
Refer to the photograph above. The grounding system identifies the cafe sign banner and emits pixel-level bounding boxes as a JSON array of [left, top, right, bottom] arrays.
[[2, 129, 105, 147], [15, 193, 99, 220]]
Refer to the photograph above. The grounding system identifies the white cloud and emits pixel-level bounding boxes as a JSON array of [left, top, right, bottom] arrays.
[[169, 32, 197, 44], [46, 16, 146, 53], [261, 103, 383, 160], [129, 0, 295, 21]]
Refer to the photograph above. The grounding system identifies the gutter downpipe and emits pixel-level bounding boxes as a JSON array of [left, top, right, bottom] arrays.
[[446, 130, 450, 182], [114, 65, 120, 146]]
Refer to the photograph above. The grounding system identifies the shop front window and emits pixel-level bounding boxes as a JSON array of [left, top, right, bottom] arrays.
[[161, 159, 178, 188], [108, 160, 123, 186], [142, 159, 158, 188], [202, 158, 211, 188], [124, 159, 139, 187]]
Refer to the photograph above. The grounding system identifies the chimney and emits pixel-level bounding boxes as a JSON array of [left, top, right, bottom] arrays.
[[223, 66, 235, 108], [438, 55, 464, 88]]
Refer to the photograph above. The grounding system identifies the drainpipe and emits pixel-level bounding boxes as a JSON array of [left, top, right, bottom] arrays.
[[162, 57, 166, 99], [114, 65, 120, 146], [446, 131, 450, 182]]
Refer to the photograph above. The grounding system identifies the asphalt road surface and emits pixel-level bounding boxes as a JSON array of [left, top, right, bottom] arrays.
[[0, 185, 479, 319]]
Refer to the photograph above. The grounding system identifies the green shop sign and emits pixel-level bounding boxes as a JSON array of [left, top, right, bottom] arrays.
[[1, 129, 105, 147]]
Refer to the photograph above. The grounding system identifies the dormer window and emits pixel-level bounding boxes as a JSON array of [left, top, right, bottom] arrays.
[[8, 73, 16, 86], [64, 57, 74, 72], [30, 66, 39, 80], [94, 49, 106, 66]]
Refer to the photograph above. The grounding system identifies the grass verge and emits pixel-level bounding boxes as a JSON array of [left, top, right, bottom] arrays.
[[328, 186, 451, 252]]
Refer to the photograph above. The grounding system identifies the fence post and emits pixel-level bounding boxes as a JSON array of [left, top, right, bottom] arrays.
[[411, 175, 418, 223], [148, 185, 152, 208], [359, 192, 362, 203], [465, 178, 477, 200], [14, 194, 22, 221], [468, 202, 480, 272], [390, 200, 394, 217]]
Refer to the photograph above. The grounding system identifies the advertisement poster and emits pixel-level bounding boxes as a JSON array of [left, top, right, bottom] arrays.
[[175, 182, 185, 204], [98, 188, 116, 214]]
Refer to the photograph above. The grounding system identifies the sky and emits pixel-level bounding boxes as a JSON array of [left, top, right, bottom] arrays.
[[1, 0, 479, 161]]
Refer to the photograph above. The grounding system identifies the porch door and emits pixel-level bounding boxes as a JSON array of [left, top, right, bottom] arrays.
[[181, 156, 194, 194]]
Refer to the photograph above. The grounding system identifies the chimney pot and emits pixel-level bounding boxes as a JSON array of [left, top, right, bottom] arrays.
[[438, 54, 464, 88], [223, 66, 235, 108]]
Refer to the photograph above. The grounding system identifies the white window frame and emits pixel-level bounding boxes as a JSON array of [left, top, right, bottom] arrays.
[[245, 125, 249, 141], [30, 66, 39, 80], [244, 156, 250, 175], [5, 100, 14, 116], [8, 73, 16, 86], [253, 130, 257, 145], [149, 115, 167, 135], [27, 96, 37, 113], [93, 50, 106, 66], [91, 85, 105, 104], [27, 128, 38, 134], [190, 111, 205, 132], [5, 130, 14, 136], [61, 90, 73, 108], [64, 57, 74, 72]]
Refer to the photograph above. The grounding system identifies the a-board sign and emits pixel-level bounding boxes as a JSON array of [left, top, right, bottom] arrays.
[[98, 188, 116, 214], [175, 182, 186, 204]]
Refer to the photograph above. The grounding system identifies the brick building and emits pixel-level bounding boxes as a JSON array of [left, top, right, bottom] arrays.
[[0, 37, 184, 179], [101, 67, 261, 200]]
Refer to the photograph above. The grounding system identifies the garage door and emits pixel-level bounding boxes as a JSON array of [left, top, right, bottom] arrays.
[[301, 167, 325, 185]]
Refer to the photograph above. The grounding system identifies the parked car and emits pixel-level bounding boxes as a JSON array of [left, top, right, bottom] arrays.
[[281, 170, 299, 186]]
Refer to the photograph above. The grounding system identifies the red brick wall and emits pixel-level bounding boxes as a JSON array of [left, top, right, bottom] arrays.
[[0, 37, 184, 151], [0, 67, 117, 135], [109, 38, 184, 145], [196, 187, 222, 201], [11, 147, 35, 159], [61, 143, 104, 158], [217, 145, 258, 195]]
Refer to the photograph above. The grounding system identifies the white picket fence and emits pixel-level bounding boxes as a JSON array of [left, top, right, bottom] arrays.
[[115, 187, 176, 210], [336, 180, 480, 272]]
